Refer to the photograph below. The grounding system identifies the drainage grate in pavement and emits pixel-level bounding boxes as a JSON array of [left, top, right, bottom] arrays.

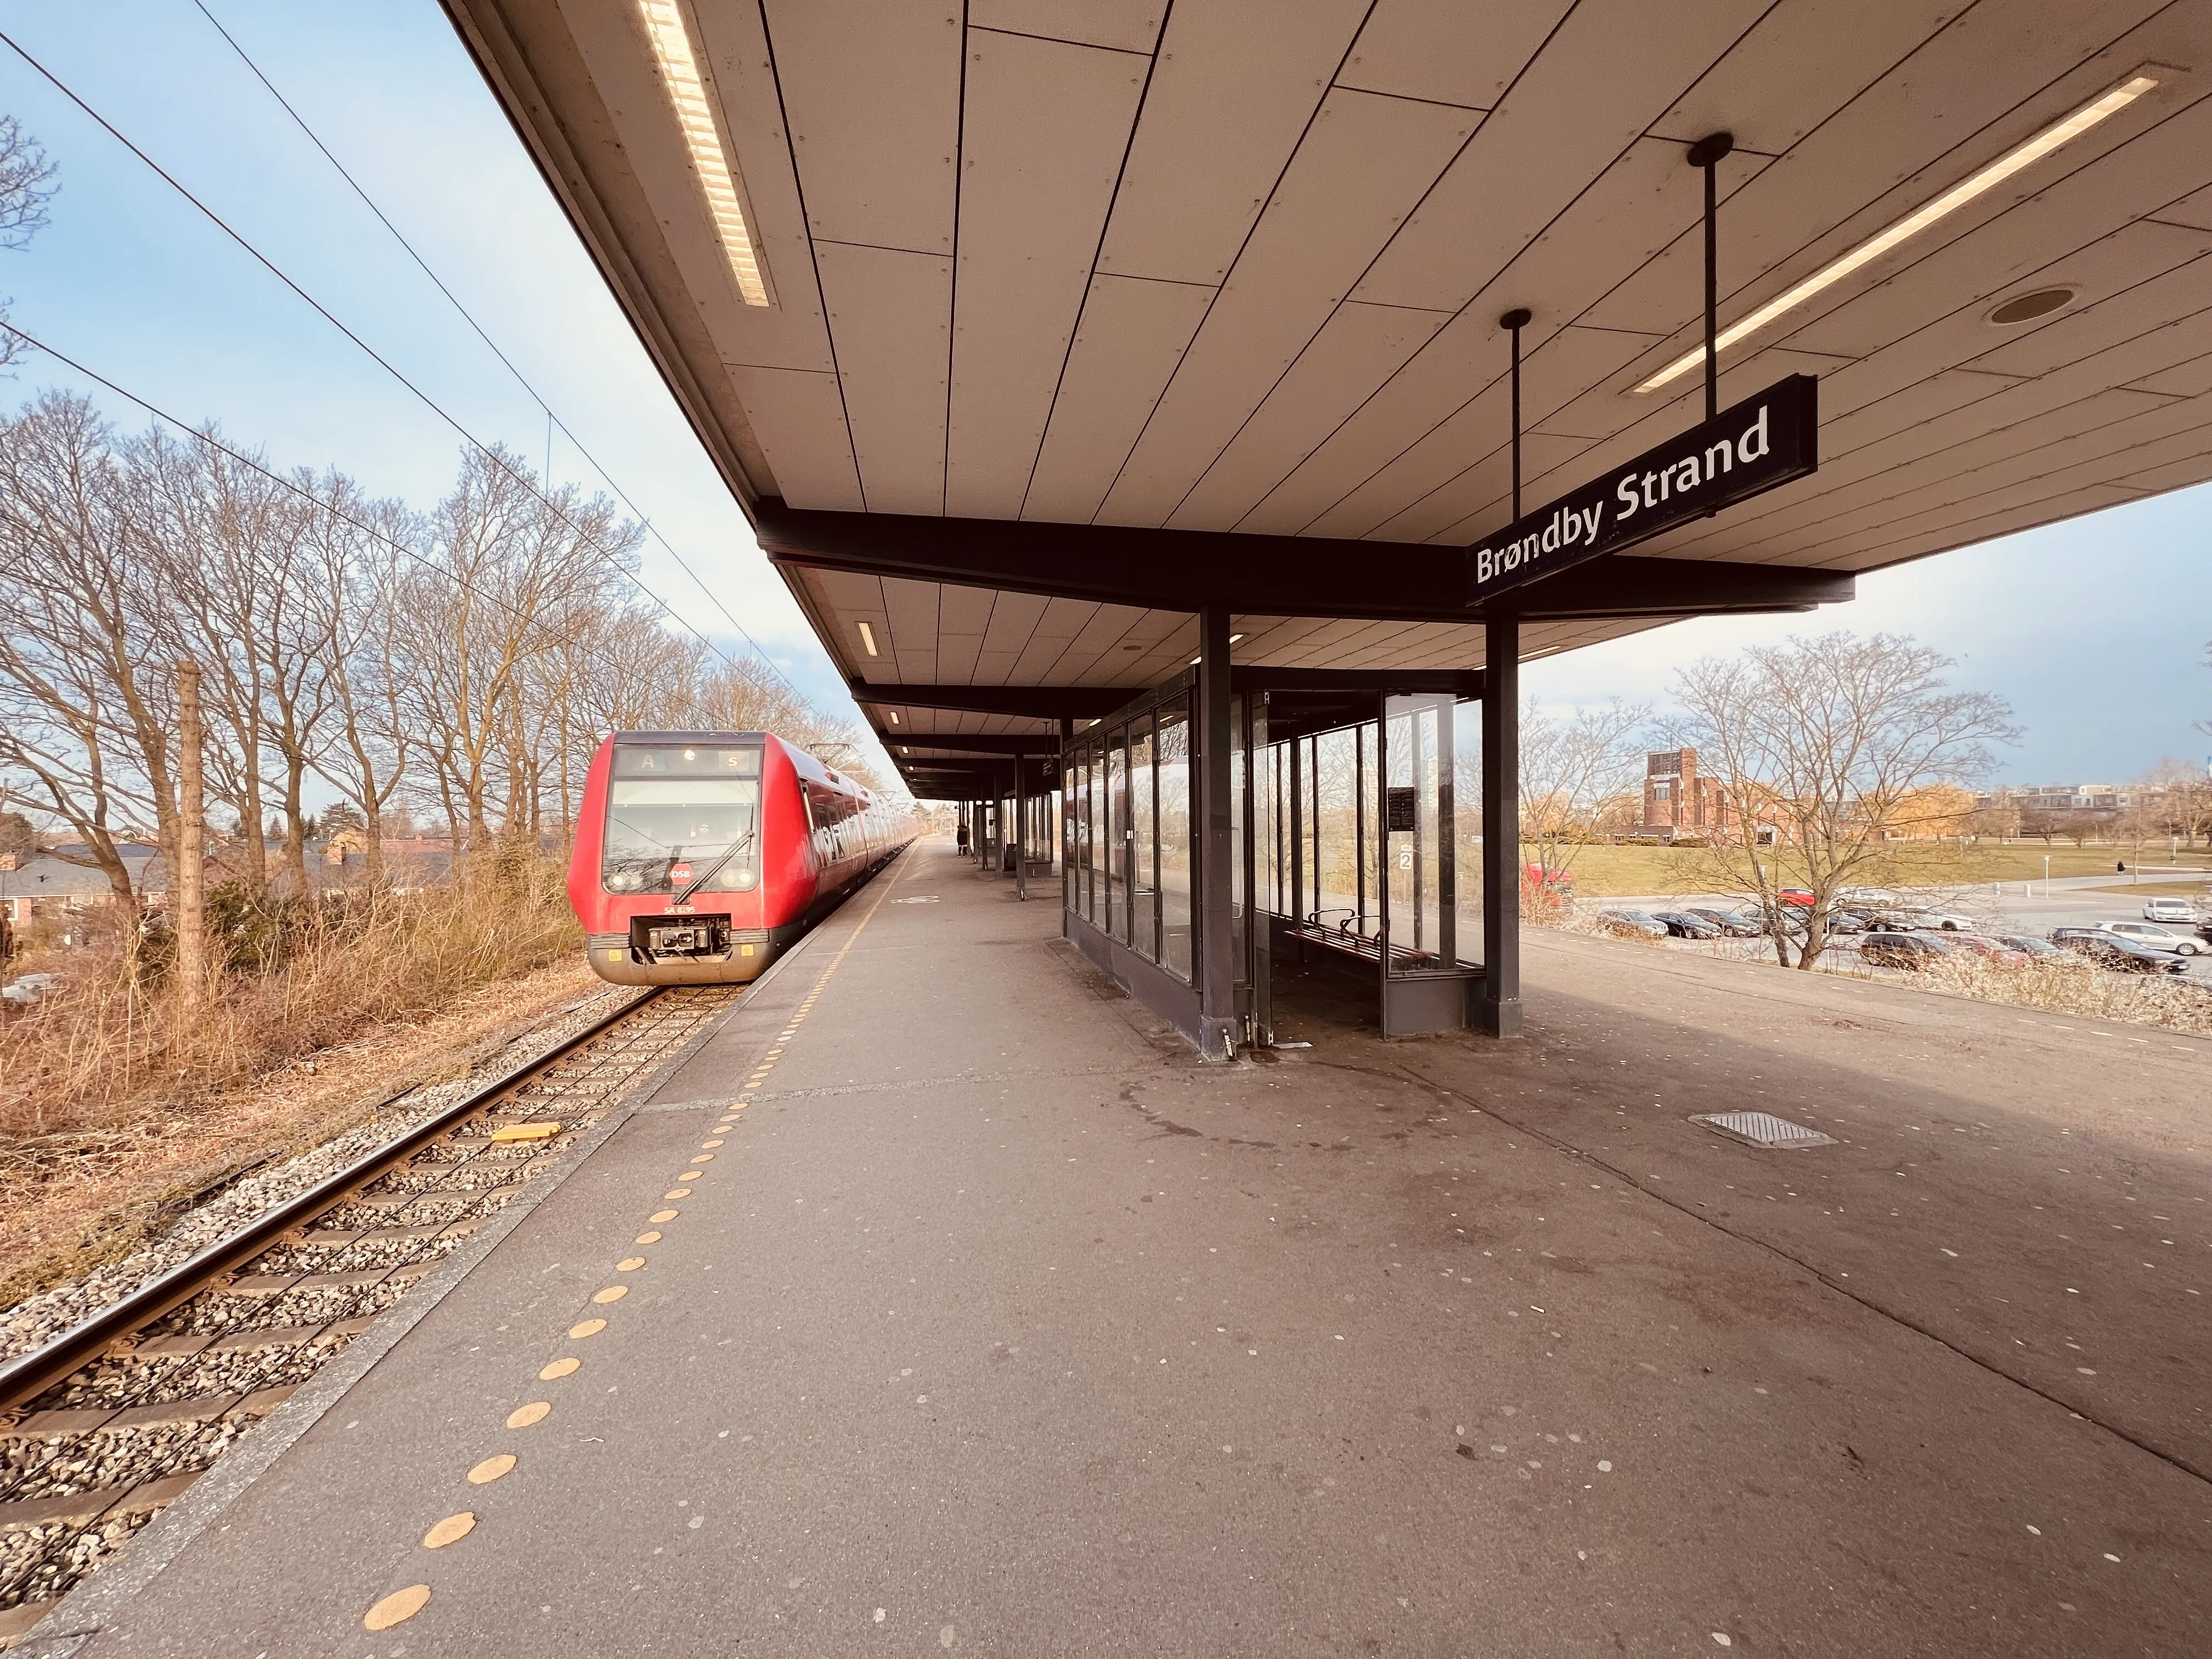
[[1689, 1111, 1836, 1149]]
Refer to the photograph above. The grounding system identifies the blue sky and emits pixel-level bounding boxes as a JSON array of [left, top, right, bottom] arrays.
[[0, 1, 2205, 788]]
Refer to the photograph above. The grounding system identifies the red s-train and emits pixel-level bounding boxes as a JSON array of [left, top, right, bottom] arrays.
[[568, 731, 914, 986]]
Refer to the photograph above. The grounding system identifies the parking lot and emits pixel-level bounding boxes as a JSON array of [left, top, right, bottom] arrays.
[[1594, 873, 2212, 983]]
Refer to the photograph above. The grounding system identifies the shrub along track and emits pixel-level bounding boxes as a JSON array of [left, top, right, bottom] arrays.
[[0, 983, 737, 1641]]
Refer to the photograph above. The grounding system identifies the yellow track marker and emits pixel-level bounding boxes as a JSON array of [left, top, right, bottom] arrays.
[[592, 1285, 629, 1304], [489, 1121, 562, 1142], [422, 1512, 475, 1549], [467, 1454, 516, 1485], [539, 1357, 580, 1380], [702, 1139, 725, 1148], [507, 1401, 551, 1429], [568, 1319, 606, 1339], [689, 1153, 715, 1164], [665, 1188, 692, 1199], [634, 1230, 663, 1244], [617, 1256, 647, 1272], [364, 1584, 431, 1630], [650, 1210, 680, 1223]]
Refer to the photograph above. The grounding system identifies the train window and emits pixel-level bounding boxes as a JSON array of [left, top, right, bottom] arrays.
[[602, 766, 761, 895]]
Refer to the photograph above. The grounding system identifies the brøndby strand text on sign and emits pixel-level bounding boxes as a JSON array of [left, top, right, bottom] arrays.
[[1466, 374, 1818, 606]]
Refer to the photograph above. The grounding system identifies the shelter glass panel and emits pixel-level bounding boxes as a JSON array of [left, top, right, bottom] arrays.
[[1454, 703, 1483, 967], [1157, 709, 1192, 982], [1106, 734, 1128, 942], [1314, 728, 1362, 941], [1383, 696, 1448, 974], [1130, 719, 1158, 962]]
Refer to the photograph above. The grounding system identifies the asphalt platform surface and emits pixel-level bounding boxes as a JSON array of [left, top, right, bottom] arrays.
[[32, 840, 2210, 1657]]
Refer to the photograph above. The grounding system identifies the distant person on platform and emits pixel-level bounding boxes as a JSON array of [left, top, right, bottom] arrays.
[[2118, 859, 2127, 874], [957, 821, 971, 859]]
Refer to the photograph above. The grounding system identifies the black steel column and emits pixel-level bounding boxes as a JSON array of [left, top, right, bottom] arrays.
[[1500, 307, 1531, 518], [1013, 750, 1027, 900], [1197, 603, 1237, 1060], [1688, 131, 1733, 424], [1480, 613, 1522, 1038]]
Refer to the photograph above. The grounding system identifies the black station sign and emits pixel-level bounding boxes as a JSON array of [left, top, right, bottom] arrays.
[[1466, 374, 1818, 606]]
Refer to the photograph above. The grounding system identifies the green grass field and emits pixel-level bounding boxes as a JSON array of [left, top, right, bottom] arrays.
[[1529, 842, 2212, 898]]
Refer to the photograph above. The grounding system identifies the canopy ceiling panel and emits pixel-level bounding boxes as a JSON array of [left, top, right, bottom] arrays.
[[442, 0, 2212, 795]]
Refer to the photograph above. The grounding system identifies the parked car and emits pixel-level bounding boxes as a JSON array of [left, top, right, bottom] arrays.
[[2142, 897, 2199, 923], [1775, 888, 1816, 908], [1836, 886, 1898, 907], [1942, 933, 2030, 966], [1523, 863, 1573, 900], [1905, 909, 1976, 932], [1860, 932, 1951, 970], [2095, 920, 2205, 956], [1686, 907, 1764, 938], [0, 972, 63, 1007], [1998, 935, 2066, 960], [1649, 910, 1722, 940], [1822, 909, 1874, 935], [2050, 928, 2191, 974], [1595, 908, 1669, 940]]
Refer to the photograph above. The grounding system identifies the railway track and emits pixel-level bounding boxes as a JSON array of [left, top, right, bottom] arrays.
[[0, 983, 739, 1642]]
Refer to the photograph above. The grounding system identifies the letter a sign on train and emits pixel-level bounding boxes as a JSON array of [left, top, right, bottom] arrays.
[[1466, 374, 1818, 606]]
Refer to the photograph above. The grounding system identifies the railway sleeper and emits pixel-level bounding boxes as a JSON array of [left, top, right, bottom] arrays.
[[218, 1259, 437, 1300], [3, 1385, 297, 1449]]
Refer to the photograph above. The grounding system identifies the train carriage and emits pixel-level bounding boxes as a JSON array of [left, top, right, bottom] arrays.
[[568, 730, 913, 986]]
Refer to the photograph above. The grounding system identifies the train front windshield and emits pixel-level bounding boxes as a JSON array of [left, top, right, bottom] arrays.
[[601, 743, 763, 895]]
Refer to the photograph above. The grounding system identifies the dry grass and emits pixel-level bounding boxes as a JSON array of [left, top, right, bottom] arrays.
[[0, 857, 589, 1308], [1911, 954, 2212, 1036]]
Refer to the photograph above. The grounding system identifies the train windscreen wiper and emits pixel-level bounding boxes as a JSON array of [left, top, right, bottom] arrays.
[[671, 830, 755, 906]]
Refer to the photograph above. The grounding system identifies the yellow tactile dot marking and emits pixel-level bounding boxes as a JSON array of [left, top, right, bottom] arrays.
[[467, 1454, 517, 1485], [507, 1401, 552, 1429], [422, 1512, 475, 1549], [702, 1139, 725, 1148], [665, 1188, 693, 1199], [650, 1209, 680, 1223], [617, 1256, 647, 1272], [540, 1357, 580, 1380], [689, 1153, 715, 1164], [634, 1230, 663, 1245], [568, 1318, 606, 1339], [592, 1285, 629, 1304], [364, 1584, 431, 1630]]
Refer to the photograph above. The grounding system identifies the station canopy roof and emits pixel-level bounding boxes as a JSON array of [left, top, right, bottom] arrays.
[[444, 0, 2212, 796]]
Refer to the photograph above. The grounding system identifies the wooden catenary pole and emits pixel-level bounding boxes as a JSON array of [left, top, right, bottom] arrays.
[[177, 661, 207, 1015]]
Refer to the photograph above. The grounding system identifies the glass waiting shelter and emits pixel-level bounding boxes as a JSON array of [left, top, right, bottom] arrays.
[[1061, 667, 1485, 1051]]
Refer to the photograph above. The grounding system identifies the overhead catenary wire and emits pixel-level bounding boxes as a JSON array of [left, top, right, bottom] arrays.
[[183, 0, 806, 706], [0, 24, 749, 685], [0, 316, 641, 676]]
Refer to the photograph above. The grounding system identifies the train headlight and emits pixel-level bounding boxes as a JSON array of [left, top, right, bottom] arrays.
[[607, 868, 644, 893], [733, 870, 757, 890]]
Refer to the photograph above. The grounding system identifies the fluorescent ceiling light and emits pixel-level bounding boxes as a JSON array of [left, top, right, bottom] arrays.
[[887, 709, 900, 725], [1634, 72, 2157, 393], [637, 0, 774, 308], [856, 619, 879, 657]]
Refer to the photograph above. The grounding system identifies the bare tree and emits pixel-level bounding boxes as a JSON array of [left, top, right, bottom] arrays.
[[0, 114, 58, 372], [0, 394, 171, 914], [1516, 698, 1648, 895], [307, 483, 417, 880], [1669, 633, 2019, 968]]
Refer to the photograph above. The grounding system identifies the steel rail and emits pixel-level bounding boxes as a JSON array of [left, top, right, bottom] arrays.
[[0, 988, 664, 1419]]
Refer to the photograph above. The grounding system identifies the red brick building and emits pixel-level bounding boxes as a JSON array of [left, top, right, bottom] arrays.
[[1635, 749, 1736, 840]]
